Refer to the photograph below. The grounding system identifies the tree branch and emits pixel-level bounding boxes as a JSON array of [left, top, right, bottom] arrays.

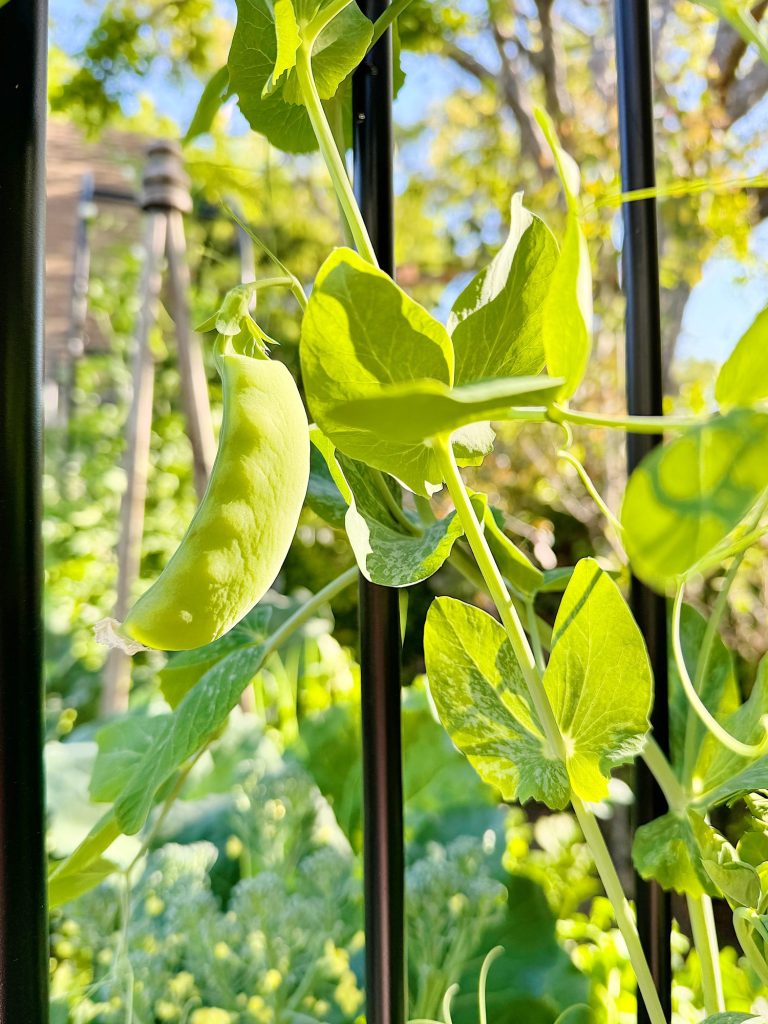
[[442, 37, 549, 172], [724, 57, 768, 121], [710, 1, 767, 96], [533, 0, 569, 122], [489, 22, 549, 171]]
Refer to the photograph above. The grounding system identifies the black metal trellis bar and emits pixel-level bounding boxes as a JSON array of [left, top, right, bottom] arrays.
[[353, 5, 407, 1024], [0, 0, 50, 1019], [614, 3, 672, 1021]]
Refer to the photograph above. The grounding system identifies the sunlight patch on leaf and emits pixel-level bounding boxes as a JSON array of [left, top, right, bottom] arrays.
[[621, 410, 768, 591]]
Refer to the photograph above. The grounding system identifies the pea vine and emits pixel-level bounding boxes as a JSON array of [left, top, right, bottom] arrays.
[[64, 2, 768, 1021]]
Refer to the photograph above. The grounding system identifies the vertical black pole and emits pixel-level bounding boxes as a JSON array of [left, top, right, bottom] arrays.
[[613, 4, 672, 1021], [0, 0, 50, 1020], [353, 7, 406, 1024]]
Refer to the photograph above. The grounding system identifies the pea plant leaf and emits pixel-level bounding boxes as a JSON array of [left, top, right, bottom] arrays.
[[621, 409, 768, 591], [703, 856, 761, 909], [447, 192, 559, 383], [336, 453, 465, 587], [301, 246, 463, 495], [159, 605, 274, 707], [307, 430, 465, 585], [536, 109, 593, 401], [329, 374, 564, 444], [715, 302, 768, 410], [264, 0, 301, 95], [183, 64, 230, 144], [690, 654, 768, 809], [425, 560, 651, 810], [48, 856, 119, 909], [633, 811, 721, 898], [228, 0, 372, 154], [543, 558, 652, 801], [116, 640, 273, 834], [305, 440, 349, 529], [424, 596, 572, 809], [90, 715, 171, 802]]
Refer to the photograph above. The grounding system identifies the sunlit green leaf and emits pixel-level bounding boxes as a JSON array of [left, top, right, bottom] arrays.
[[264, 0, 301, 95], [159, 606, 273, 707], [301, 246, 471, 494], [536, 109, 592, 401], [337, 453, 464, 587], [183, 64, 230, 144], [544, 558, 652, 801], [715, 303, 768, 410], [229, 0, 371, 153], [737, 829, 768, 868], [117, 642, 271, 834], [703, 856, 761, 909], [90, 715, 171, 802], [48, 857, 118, 908], [692, 654, 768, 808], [424, 595, 570, 809], [425, 559, 651, 810], [632, 811, 719, 897], [305, 440, 348, 529], [699, 1015, 755, 1024], [448, 193, 558, 383], [329, 374, 563, 444], [621, 410, 768, 591]]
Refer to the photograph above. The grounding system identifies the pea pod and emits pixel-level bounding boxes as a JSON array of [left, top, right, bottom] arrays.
[[103, 345, 309, 651]]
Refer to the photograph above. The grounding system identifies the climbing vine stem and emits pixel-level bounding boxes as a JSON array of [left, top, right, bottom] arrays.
[[432, 433, 668, 1024]]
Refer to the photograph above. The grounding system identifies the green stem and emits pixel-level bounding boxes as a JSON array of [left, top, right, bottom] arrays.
[[373, 470, 422, 534], [448, 544, 554, 650], [433, 434, 668, 1024], [241, 275, 297, 295], [433, 436, 562, 758], [324, 93, 356, 249], [686, 524, 768, 579], [126, 747, 209, 875], [571, 796, 668, 1024], [304, 0, 354, 43], [478, 947, 503, 1024], [557, 448, 625, 539], [550, 404, 703, 434], [642, 736, 686, 813], [525, 600, 546, 672], [226, 207, 308, 311], [687, 894, 725, 1015], [261, 566, 358, 659], [370, 0, 416, 45], [296, 45, 377, 265], [734, 910, 768, 987], [682, 553, 744, 782], [672, 583, 768, 759]]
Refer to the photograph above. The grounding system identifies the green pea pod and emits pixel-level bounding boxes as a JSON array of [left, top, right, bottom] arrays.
[[103, 348, 309, 651]]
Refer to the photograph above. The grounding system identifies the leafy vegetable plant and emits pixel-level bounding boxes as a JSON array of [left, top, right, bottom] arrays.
[[57, 2, 768, 1021]]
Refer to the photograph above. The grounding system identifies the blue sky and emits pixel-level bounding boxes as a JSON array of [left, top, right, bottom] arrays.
[[50, 0, 768, 366]]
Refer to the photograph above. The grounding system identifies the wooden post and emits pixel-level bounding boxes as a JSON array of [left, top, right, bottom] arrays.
[[102, 209, 167, 715], [156, 143, 215, 499]]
